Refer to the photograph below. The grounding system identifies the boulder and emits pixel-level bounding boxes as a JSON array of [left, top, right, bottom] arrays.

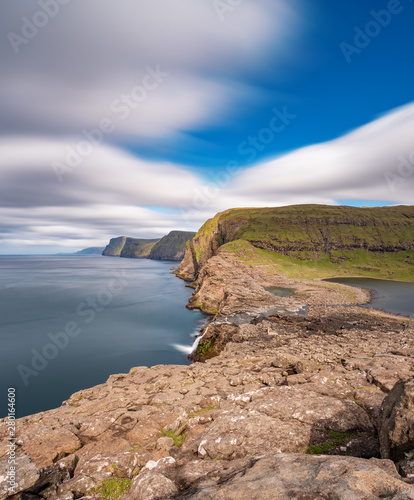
[[123, 472, 178, 500], [379, 377, 414, 462], [19, 425, 81, 468], [178, 453, 414, 499], [0, 453, 39, 500], [25, 454, 78, 495]]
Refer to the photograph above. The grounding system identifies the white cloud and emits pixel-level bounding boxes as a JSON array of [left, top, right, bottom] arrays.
[[0, 103, 412, 253], [0, 0, 302, 139], [227, 102, 414, 206]]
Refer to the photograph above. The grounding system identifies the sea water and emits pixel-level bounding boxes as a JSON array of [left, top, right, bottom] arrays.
[[0, 256, 206, 417]]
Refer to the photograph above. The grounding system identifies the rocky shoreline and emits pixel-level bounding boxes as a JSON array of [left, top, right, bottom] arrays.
[[1, 245, 414, 499]]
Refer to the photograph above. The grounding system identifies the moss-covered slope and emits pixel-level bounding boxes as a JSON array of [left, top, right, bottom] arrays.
[[102, 236, 128, 256], [176, 205, 414, 281], [148, 231, 196, 261], [120, 238, 159, 258], [102, 231, 196, 261], [102, 236, 159, 258]]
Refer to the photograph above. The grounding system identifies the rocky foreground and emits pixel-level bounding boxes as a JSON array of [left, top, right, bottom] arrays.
[[1, 247, 414, 499]]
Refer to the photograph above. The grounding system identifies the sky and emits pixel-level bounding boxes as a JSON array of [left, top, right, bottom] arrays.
[[0, 0, 413, 254]]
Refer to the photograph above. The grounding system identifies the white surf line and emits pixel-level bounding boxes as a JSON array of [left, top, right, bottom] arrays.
[[172, 325, 211, 355], [190, 325, 209, 354], [171, 343, 194, 355]]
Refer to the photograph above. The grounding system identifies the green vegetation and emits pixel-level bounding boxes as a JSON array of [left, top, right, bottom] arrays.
[[195, 212, 222, 238], [223, 239, 414, 281], [102, 236, 127, 256], [120, 237, 159, 258], [188, 406, 219, 418], [93, 477, 131, 500], [149, 231, 196, 260], [160, 425, 185, 447], [197, 339, 214, 357], [197, 204, 414, 281], [103, 231, 195, 261], [129, 443, 140, 452], [308, 430, 359, 455]]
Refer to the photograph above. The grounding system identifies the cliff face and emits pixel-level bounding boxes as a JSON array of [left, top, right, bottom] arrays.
[[148, 231, 196, 261], [102, 231, 196, 261], [102, 236, 128, 256], [102, 236, 158, 258], [120, 238, 159, 258], [176, 205, 414, 282]]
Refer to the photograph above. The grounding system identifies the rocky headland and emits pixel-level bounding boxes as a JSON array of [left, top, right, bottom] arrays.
[[1, 206, 414, 499], [102, 231, 196, 261]]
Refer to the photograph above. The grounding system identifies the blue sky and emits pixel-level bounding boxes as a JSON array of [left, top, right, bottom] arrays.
[[126, 0, 414, 170], [0, 0, 413, 253]]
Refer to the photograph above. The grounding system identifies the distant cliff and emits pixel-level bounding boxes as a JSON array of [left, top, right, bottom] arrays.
[[148, 231, 196, 260], [102, 236, 128, 256], [120, 238, 159, 258], [102, 231, 196, 261], [176, 204, 414, 282], [74, 247, 105, 255]]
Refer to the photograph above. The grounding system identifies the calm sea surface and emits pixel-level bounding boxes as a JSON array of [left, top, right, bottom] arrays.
[[325, 277, 414, 318], [0, 256, 206, 418]]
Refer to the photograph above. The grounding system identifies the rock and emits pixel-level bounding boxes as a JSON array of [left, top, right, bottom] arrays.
[[123, 472, 178, 500], [379, 377, 414, 462], [271, 353, 299, 370], [25, 454, 79, 495], [55, 473, 101, 499], [177, 453, 414, 499], [0, 453, 39, 500], [369, 457, 401, 478], [156, 437, 174, 451], [19, 425, 81, 468], [198, 432, 246, 460], [148, 231, 196, 261], [397, 459, 414, 481], [334, 436, 380, 459], [77, 451, 138, 479]]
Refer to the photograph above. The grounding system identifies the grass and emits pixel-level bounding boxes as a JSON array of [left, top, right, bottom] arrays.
[[160, 426, 185, 447], [190, 205, 414, 282], [221, 239, 414, 282], [188, 406, 219, 419], [93, 477, 131, 500], [308, 430, 359, 455], [150, 231, 195, 258], [120, 238, 158, 258], [196, 339, 214, 357]]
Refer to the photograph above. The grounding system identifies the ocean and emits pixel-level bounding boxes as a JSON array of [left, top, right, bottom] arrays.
[[0, 256, 206, 418]]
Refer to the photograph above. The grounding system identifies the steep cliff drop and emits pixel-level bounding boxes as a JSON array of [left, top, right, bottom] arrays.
[[148, 231, 196, 261], [102, 231, 195, 261], [176, 204, 414, 282]]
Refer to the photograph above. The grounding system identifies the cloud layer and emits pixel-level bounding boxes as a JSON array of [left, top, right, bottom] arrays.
[[0, 103, 413, 253], [0, 1, 412, 253], [0, 0, 301, 140]]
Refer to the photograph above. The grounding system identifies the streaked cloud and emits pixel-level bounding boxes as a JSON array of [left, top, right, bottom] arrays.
[[0, 103, 412, 253]]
